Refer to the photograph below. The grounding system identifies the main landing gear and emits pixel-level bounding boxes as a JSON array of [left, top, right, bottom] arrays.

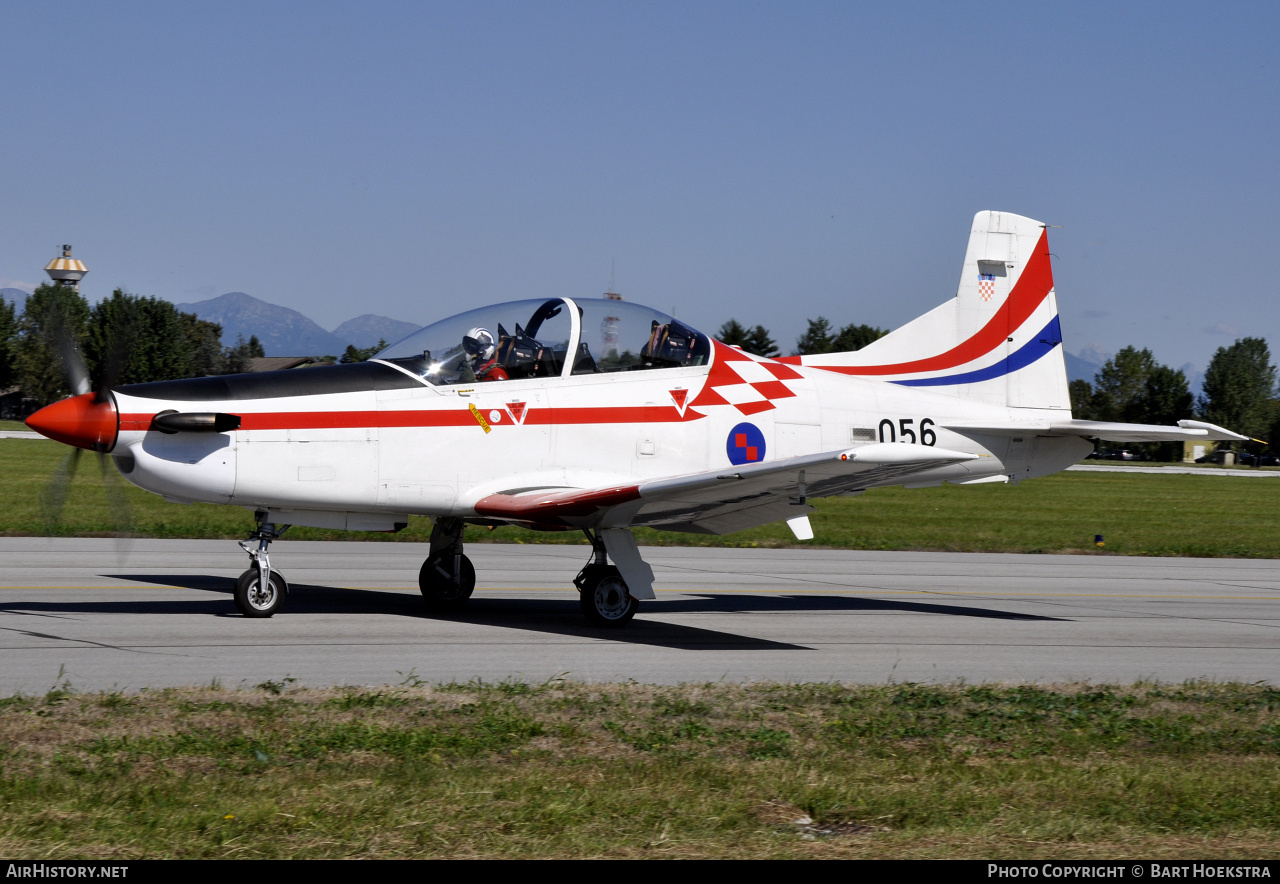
[[419, 517, 475, 611], [574, 529, 639, 627], [230, 513, 642, 628], [234, 516, 291, 618], [416, 523, 640, 627]]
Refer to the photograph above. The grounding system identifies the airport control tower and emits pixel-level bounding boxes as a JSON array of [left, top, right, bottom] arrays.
[[45, 245, 88, 290]]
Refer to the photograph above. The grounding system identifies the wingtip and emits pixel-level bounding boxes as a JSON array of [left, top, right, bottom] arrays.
[[1176, 419, 1250, 442]]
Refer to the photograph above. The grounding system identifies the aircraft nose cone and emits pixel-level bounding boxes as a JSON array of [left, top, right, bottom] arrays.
[[25, 392, 119, 452]]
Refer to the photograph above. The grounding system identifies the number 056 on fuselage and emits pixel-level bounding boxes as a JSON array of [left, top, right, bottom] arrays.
[[26, 211, 1245, 626]]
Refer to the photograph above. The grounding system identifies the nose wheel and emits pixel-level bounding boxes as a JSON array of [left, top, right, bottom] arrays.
[[234, 567, 287, 618]]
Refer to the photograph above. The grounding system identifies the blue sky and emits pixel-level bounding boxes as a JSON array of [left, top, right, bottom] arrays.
[[1, 1, 1276, 380]]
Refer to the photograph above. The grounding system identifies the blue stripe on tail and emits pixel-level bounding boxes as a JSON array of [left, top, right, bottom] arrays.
[[892, 316, 1062, 388]]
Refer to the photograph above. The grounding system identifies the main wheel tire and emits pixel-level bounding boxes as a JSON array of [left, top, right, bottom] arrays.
[[579, 568, 638, 627], [419, 552, 476, 611], [234, 567, 287, 618]]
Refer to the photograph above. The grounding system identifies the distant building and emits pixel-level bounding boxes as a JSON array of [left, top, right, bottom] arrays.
[[0, 386, 38, 421]]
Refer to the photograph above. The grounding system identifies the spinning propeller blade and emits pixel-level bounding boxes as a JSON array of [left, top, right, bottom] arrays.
[[40, 447, 82, 528], [31, 308, 136, 549], [51, 325, 91, 397]]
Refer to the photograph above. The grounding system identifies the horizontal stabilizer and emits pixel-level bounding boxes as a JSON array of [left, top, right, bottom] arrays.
[[1052, 419, 1247, 443], [942, 418, 1247, 443]]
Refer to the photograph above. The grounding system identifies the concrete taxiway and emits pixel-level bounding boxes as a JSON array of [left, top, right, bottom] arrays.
[[0, 538, 1276, 692]]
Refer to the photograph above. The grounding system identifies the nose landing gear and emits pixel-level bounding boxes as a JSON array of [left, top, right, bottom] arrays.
[[234, 516, 290, 618]]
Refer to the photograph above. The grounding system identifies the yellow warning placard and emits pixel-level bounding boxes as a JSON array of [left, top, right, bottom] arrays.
[[468, 403, 492, 433]]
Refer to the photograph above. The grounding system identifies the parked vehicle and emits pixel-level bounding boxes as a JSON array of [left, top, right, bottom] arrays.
[[1102, 449, 1146, 461]]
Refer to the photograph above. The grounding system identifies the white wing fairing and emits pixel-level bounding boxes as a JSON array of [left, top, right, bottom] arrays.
[[23, 212, 1244, 625], [473, 443, 980, 534]]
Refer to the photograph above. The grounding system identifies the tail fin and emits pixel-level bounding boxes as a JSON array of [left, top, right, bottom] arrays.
[[791, 211, 1070, 411]]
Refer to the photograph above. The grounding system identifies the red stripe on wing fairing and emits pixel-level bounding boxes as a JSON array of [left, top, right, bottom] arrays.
[[474, 484, 641, 524]]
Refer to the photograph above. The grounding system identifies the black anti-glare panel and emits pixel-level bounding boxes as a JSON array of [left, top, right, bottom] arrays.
[[117, 361, 422, 401]]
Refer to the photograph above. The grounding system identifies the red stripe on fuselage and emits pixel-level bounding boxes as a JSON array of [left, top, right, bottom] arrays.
[[776, 229, 1053, 376], [117, 404, 706, 433]]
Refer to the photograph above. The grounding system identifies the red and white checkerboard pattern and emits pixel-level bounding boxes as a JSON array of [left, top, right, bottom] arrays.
[[689, 342, 803, 415], [978, 277, 995, 300]]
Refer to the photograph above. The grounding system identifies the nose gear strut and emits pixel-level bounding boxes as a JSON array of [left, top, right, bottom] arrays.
[[233, 513, 291, 618]]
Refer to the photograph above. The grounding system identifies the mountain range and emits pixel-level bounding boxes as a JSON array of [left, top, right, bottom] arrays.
[[1, 288, 29, 311], [1064, 351, 1100, 384], [173, 292, 420, 356]]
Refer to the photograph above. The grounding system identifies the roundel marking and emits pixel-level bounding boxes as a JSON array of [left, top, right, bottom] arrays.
[[726, 422, 766, 465]]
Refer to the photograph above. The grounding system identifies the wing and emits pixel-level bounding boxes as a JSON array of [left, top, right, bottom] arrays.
[[942, 418, 1248, 444], [473, 443, 979, 534]]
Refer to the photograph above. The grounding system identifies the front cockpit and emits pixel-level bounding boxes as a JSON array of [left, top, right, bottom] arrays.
[[374, 297, 711, 385]]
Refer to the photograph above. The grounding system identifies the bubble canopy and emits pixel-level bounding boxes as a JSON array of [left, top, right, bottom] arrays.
[[374, 297, 711, 386]]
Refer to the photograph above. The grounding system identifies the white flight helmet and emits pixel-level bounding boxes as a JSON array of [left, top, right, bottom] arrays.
[[463, 327, 496, 361]]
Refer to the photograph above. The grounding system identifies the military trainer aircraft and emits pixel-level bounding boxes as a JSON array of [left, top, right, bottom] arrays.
[[25, 211, 1245, 626]]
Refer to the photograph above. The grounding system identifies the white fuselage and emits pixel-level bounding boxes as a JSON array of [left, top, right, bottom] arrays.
[[110, 344, 1088, 532]]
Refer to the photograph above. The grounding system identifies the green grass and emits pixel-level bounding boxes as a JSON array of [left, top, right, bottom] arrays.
[[2, 438, 1276, 556], [1, 681, 1277, 858], [0, 420, 31, 432]]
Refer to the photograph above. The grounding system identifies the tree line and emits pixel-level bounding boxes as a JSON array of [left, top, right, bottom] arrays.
[[1072, 339, 1278, 457], [0, 284, 266, 407], [715, 316, 888, 359]]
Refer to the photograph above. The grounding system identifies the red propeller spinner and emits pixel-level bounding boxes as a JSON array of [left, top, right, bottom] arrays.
[[26, 392, 119, 452]]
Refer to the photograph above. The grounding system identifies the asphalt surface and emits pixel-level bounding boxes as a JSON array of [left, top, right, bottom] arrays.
[[1067, 463, 1280, 477], [0, 538, 1276, 692]]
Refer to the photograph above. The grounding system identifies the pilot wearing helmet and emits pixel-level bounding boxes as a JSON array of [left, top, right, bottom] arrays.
[[462, 327, 509, 381]]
